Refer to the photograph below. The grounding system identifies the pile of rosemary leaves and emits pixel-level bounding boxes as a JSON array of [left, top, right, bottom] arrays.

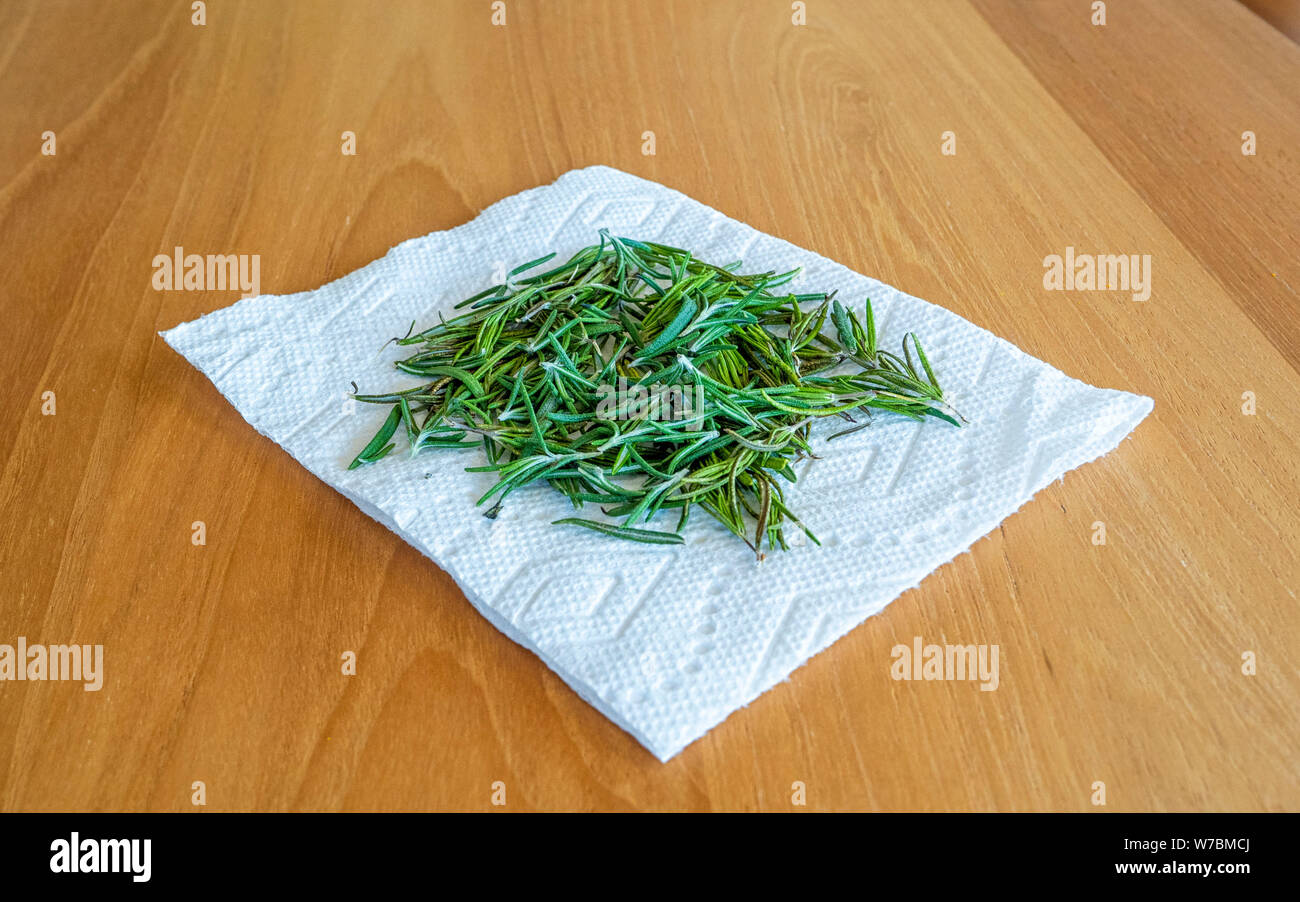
[[349, 232, 961, 557]]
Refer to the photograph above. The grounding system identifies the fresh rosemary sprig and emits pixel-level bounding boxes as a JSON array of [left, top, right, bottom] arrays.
[[349, 232, 962, 557]]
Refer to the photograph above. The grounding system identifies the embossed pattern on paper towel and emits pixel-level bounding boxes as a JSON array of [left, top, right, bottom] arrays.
[[162, 166, 1152, 760]]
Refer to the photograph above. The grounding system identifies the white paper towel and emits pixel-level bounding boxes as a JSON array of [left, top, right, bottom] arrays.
[[162, 165, 1153, 761]]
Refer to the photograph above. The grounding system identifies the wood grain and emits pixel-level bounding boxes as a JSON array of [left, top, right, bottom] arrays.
[[1239, 0, 1300, 42], [1, 0, 1296, 812]]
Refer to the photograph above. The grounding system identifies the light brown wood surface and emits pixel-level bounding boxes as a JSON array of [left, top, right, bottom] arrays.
[[1, 0, 1297, 812]]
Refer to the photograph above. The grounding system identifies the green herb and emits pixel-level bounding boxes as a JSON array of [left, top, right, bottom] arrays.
[[350, 232, 962, 558]]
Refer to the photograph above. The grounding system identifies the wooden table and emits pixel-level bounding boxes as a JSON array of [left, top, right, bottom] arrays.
[[2, 0, 1296, 812]]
